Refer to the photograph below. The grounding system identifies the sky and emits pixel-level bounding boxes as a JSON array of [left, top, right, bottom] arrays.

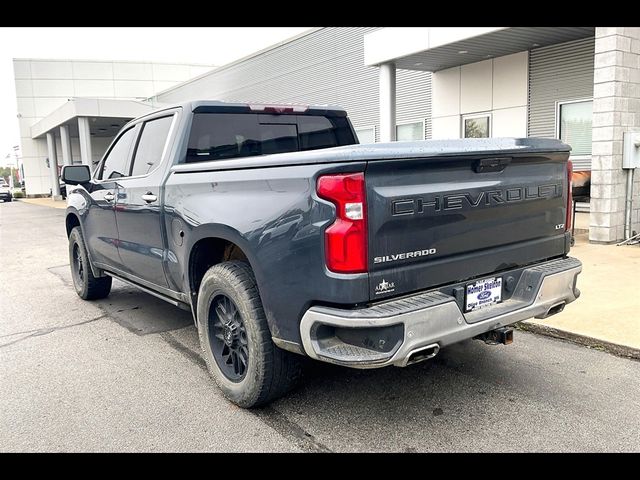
[[0, 27, 311, 166]]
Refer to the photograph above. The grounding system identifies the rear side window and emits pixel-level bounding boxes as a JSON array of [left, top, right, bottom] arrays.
[[99, 127, 137, 180], [297, 116, 341, 150], [130, 116, 174, 177], [186, 113, 355, 163]]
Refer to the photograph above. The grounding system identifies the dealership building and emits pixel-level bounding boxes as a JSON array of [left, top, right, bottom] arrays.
[[12, 27, 640, 243]]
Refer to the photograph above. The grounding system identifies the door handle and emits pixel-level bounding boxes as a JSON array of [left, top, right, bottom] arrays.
[[141, 192, 158, 203], [104, 192, 115, 202]]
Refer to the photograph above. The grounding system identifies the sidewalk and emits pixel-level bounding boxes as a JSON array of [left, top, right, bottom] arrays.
[[18, 197, 67, 209], [523, 213, 640, 358]]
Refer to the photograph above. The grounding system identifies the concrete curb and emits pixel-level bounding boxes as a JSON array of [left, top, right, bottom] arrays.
[[517, 322, 640, 361], [17, 198, 67, 209]]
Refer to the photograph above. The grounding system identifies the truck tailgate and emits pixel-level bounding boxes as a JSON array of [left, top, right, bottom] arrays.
[[366, 150, 570, 300]]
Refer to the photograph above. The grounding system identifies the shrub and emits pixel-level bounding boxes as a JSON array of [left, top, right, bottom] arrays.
[[12, 191, 25, 198]]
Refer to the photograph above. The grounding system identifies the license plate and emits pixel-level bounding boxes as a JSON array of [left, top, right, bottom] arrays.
[[465, 277, 502, 312]]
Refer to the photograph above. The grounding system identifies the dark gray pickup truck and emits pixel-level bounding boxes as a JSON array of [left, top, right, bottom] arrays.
[[62, 100, 582, 407]]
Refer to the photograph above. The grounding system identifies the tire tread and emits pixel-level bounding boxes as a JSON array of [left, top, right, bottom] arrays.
[[69, 227, 112, 300], [198, 260, 301, 407]]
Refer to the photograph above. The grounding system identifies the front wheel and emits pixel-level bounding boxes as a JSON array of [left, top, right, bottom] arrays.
[[68, 227, 112, 300], [197, 261, 301, 408]]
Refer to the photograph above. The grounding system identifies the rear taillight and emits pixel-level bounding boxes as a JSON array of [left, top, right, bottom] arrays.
[[566, 160, 573, 232], [317, 172, 367, 273]]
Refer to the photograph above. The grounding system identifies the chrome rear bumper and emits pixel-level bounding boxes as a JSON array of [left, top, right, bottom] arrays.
[[299, 257, 582, 368]]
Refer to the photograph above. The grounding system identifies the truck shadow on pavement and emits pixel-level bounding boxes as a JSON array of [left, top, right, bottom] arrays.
[[47, 265, 193, 335]]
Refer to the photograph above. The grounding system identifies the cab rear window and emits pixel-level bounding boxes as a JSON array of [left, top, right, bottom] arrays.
[[185, 113, 355, 163]]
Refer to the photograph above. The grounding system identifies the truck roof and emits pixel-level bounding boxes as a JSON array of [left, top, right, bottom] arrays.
[[146, 100, 348, 118], [190, 100, 347, 116]]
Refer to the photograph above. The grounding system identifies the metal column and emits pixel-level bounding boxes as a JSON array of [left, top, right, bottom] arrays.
[[78, 117, 93, 172], [379, 62, 396, 142], [60, 124, 73, 166], [46, 132, 61, 199]]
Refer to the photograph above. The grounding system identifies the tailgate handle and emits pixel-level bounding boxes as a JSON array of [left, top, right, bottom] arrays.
[[473, 157, 511, 173]]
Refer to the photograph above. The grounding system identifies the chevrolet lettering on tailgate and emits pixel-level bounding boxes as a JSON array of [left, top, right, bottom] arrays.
[[391, 184, 563, 216]]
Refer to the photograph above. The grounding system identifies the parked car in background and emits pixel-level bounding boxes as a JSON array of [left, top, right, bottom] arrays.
[[49, 178, 67, 199], [59, 178, 67, 199], [0, 181, 12, 202]]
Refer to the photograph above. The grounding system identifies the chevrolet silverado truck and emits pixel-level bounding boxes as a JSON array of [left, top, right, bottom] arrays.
[[62, 100, 582, 408]]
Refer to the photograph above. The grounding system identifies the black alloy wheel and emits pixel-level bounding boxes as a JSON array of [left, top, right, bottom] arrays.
[[208, 294, 249, 381], [68, 226, 112, 300], [72, 242, 84, 288]]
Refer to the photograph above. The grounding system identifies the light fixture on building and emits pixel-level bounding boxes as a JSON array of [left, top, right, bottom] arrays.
[[414, 62, 423, 66], [532, 43, 540, 47], [458, 50, 468, 54]]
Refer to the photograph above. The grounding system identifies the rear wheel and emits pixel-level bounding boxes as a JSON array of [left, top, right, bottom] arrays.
[[69, 226, 112, 300], [197, 260, 301, 408]]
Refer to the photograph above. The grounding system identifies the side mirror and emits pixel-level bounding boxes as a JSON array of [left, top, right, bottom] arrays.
[[61, 165, 91, 185]]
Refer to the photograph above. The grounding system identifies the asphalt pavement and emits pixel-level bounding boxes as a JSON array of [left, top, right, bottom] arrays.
[[1, 200, 639, 452]]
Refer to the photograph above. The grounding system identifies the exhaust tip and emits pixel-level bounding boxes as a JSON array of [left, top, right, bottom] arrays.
[[545, 302, 566, 318], [405, 343, 440, 366], [534, 302, 567, 320]]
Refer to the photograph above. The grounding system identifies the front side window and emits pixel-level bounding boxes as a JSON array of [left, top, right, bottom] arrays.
[[558, 100, 592, 157], [130, 116, 174, 177], [463, 114, 491, 138], [99, 127, 137, 180], [396, 121, 423, 141]]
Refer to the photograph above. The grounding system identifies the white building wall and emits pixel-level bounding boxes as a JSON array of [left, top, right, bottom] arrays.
[[431, 51, 529, 140], [13, 59, 214, 195]]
